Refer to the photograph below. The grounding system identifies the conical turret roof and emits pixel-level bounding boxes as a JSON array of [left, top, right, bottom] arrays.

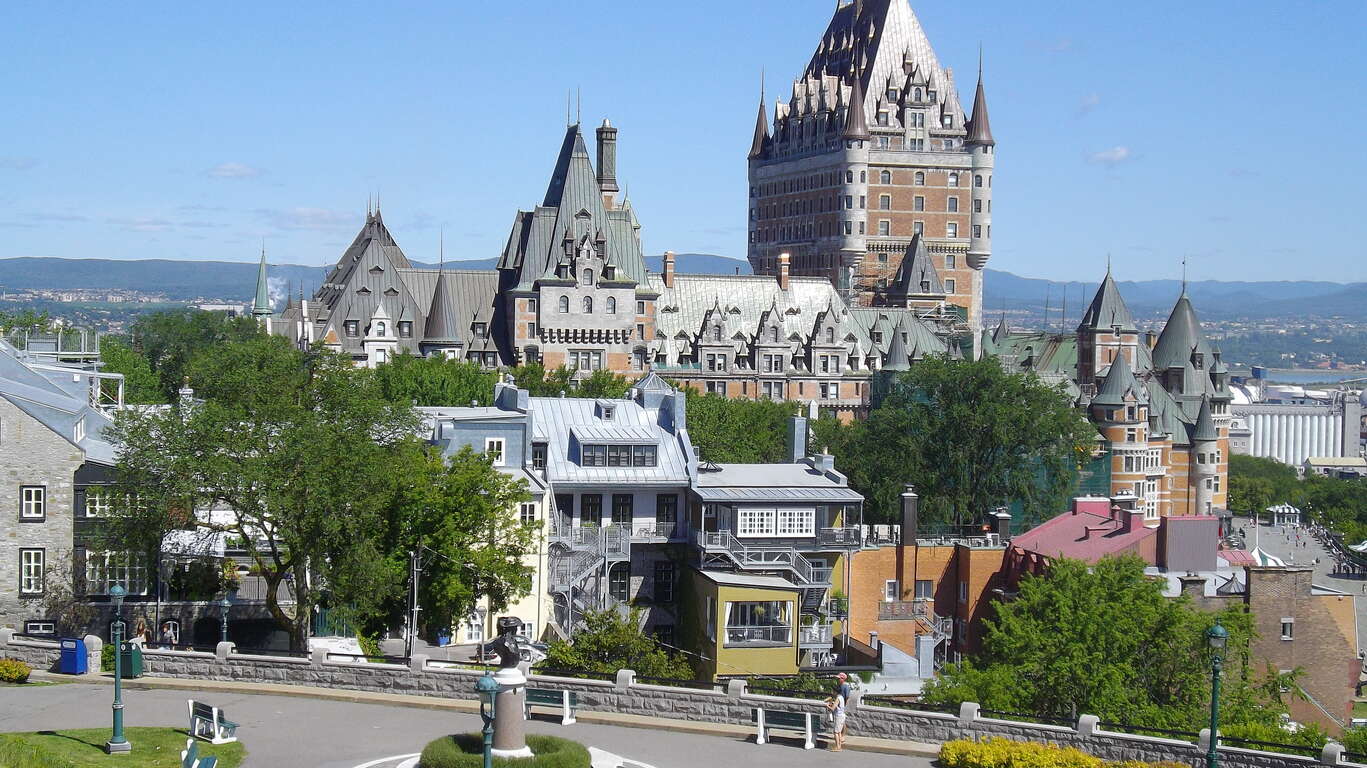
[[1192, 395, 1218, 442], [253, 247, 271, 316], [424, 269, 461, 344], [1152, 290, 1213, 371], [749, 97, 770, 159], [1078, 268, 1136, 333], [1092, 352, 1142, 407], [890, 234, 943, 295], [883, 328, 912, 371], [965, 72, 994, 146], [842, 75, 871, 141]]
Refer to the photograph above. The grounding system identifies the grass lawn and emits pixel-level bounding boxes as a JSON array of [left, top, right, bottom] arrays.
[[0, 727, 245, 767], [1355, 700, 1367, 717]]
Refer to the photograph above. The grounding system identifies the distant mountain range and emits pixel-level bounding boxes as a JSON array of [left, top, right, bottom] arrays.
[[3, 255, 1364, 321]]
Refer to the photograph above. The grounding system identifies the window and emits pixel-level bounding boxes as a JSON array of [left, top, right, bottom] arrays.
[[398, 321, 413, 338], [973, 225, 982, 238], [519, 503, 537, 526], [776, 507, 815, 536], [1281, 618, 1294, 640], [570, 350, 603, 370], [582, 296, 593, 313], [581, 494, 603, 523], [737, 507, 776, 537], [878, 136, 890, 149], [85, 488, 111, 517], [84, 551, 148, 595], [582, 445, 606, 467], [946, 222, 958, 238], [657, 494, 678, 525], [606, 297, 617, 314], [945, 254, 956, 270], [472, 322, 486, 338], [880, 170, 891, 184], [724, 600, 791, 646], [20, 486, 45, 520], [822, 381, 840, 399], [528, 298, 538, 312], [345, 320, 359, 337], [915, 579, 934, 599], [845, 171, 853, 183], [706, 596, 717, 641], [706, 380, 726, 395], [884, 579, 899, 602], [532, 443, 547, 471], [945, 279, 956, 293], [654, 561, 675, 603], [973, 199, 982, 213], [20, 549, 44, 595], [24, 620, 55, 635], [947, 197, 958, 212], [375, 321, 386, 337], [484, 438, 505, 466], [958, 580, 968, 603], [914, 196, 925, 211], [844, 221, 852, 235], [878, 220, 890, 236], [878, 194, 890, 210], [761, 380, 784, 400], [609, 563, 630, 602], [558, 295, 569, 313], [974, 174, 984, 188], [612, 494, 633, 525], [526, 321, 538, 338], [632, 445, 657, 467], [582, 269, 594, 286], [914, 172, 925, 185], [948, 172, 959, 187], [913, 221, 924, 235]]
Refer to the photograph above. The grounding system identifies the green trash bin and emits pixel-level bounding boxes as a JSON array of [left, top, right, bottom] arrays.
[[119, 642, 144, 678]]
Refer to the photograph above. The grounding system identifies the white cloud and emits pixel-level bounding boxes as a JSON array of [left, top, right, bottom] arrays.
[[108, 216, 176, 232], [208, 162, 262, 179], [255, 207, 354, 231], [1086, 146, 1132, 167]]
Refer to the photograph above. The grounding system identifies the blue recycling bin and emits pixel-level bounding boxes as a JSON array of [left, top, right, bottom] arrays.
[[59, 637, 88, 674]]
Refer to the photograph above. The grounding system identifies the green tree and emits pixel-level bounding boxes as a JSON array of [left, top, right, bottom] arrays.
[[364, 445, 537, 636], [683, 390, 801, 463], [0, 308, 52, 333], [509, 363, 632, 399], [98, 337, 165, 404], [373, 352, 498, 407], [922, 555, 1284, 730], [103, 337, 422, 648], [540, 608, 693, 679], [835, 355, 1095, 526], [127, 309, 263, 400], [575, 369, 634, 399]]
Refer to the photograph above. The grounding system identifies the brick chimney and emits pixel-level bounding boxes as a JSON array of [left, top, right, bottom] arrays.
[[900, 485, 919, 544], [663, 250, 675, 288], [778, 252, 791, 291]]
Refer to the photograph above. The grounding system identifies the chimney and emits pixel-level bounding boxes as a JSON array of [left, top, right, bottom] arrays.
[[900, 485, 919, 543], [778, 252, 791, 291], [992, 507, 1012, 541], [787, 416, 808, 463], [596, 119, 619, 197], [1121, 508, 1144, 534], [663, 250, 676, 288]]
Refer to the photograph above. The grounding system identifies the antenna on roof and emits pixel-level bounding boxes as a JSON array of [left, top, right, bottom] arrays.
[[566, 89, 571, 126], [367, 194, 371, 217], [1060, 284, 1067, 334], [576, 87, 582, 125], [1043, 283, 1051, 332], [1181, 254, 1188, 293], [438, 227, 444, 272]]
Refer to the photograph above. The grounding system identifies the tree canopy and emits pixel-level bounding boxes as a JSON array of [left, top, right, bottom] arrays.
[[124, 308, 264, 401], [1230, 454, 1367, 543], [683, 389, 802, 463], [921, 555, 1288, 730], [373, 352, 498, 407], [98, 336, 165, 404], [510, 363, 634, 399], [540, 608, 692, 679]]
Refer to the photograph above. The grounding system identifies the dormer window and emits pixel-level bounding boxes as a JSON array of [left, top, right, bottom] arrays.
[[473, 322, 487, 338], [601, 405, 615, 420], [825, 327, 835, 343], [398, 321, 412, 338], [770, 327, 779, 343], [713, 326, 722, 342], [582, 269, 594, 286], [375, 321, 386, 337], [607, 297, 617, 314], [559, 296, 570, 313], [886, 88, 898, 101], [345, 320, 359, 337]]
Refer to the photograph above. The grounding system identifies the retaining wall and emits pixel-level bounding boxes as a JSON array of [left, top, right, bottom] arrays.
[[0, 629, 1353, 768]]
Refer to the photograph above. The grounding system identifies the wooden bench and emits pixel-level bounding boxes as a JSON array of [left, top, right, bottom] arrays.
[[752, 707, 823, 750], [188, 699, 239, 745], [524, 687, 577, 725], [180, 738, 219, 768]]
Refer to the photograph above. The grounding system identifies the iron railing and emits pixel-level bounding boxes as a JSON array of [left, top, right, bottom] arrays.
[[816, 526, 862, 547], [798, 623, 833, 646], [724, 624, 792, 645], [695, 530, 816, 584]]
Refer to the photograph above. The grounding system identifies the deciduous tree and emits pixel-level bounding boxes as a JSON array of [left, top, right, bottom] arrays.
[[540, 608, 692, 679]]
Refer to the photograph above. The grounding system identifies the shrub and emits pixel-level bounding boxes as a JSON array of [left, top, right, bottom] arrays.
[[0, 659, 33, 684], [939, 738, 1190, 768], [1221, 721, 1329, 757], [1340, 727, 1367, 755], [419, 734, 590, 768], [101, 644, 115, 672]]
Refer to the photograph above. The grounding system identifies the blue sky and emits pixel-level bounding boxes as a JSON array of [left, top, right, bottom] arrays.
[[4, 1, 1364, 283]]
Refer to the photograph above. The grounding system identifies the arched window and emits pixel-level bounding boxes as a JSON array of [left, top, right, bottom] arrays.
[[914, 172, 925, 185], [609, 563, 630, 602], [770, 327, 779, 343], [583, 296, 593, 313], [914, 88, 922, 101], [880, 170, 891, 184], [860, 171, 866, 183], [948, 172, 959, 187], [713, 326, 722, 342], [845, 171, 854, 184], [376, 321, 386, 337], [825, 327, 835, 343], [607, 297, 617, 314], [582, 269, 594, 286], [974, 174, 984, 188], [558, 296, 569, 313]]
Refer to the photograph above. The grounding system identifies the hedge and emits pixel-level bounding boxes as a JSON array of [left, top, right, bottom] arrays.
[[940, 738, 1189, 768], [0, 659, 32, 684], [420, 734, 590, 768]]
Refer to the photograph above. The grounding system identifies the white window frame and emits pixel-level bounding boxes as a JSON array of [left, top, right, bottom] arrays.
[[84, 551, 149, 596], [85, 488, 112, 517], [1281, 618, 1294, 640], [945, 278, 956, 293], [20, 486, 46, 520], [946, 222, 958, 238], [776, 507, 815, 537], [736, 507, 776, 537], [20, 548, 44, 595], [884, 579, 899, 602], [485, 438, 506, 466], [519, 503, 537, 526]]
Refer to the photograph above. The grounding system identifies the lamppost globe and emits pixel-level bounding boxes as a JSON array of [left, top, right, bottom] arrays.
[[109, 584, 126, 612], [106, 583, 130, 754], [1207, 621, 1228, 650], [475, 672, 500, 768]]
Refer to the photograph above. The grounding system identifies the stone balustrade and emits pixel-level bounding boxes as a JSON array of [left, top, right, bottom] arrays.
[[0, 628, 1355, 768]]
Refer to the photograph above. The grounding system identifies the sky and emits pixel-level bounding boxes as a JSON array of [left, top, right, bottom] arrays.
[[4, 1, 1365, 283]]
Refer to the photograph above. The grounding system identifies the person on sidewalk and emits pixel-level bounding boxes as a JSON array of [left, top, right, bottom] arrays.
[[826, 684, 847, 751]]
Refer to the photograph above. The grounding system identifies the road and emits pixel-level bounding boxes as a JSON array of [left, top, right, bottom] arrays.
[[0, 682, 931, 768]]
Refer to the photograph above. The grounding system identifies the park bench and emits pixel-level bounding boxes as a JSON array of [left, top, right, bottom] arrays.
[[180, 738, 219, 768], [187, 699, 239, 744], [752, 707, 824, 750], [524, 687, 577, 725]]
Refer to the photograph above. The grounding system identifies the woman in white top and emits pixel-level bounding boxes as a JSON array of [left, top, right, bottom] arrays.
[[826, 689, 847, 751]]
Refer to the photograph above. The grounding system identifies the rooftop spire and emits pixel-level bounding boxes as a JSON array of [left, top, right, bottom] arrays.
[[252, 242, 271, 317], [1078, 268, 1137, 333], [965, 49, 995, 147], [749, 71, 771, 159], [841, 63, 871, 141]]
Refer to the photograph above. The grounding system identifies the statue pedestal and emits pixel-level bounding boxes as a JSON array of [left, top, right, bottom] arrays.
[[491, 666, 533, 758]]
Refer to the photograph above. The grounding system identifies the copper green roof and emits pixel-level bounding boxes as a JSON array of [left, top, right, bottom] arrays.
[[1151, 290, 1212, 371], [252, 247, 271, 316], [1077, 270, 1135, 332], [1092, 352, 1143, 407], [1193, 395, 1218, 442]]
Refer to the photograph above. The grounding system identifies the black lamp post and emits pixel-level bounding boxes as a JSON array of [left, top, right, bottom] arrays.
[[106, 584, 131, 754], [219, 595, 231, 644], [476, 671, 500, 768], [1206, 620, 1229, 768]]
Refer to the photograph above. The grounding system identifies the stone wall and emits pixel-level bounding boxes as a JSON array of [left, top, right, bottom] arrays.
[[0, 630, 1355, 768]]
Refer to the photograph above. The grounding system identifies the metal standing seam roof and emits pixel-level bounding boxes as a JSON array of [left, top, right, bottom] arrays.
[[0, 341, 116, 465], [529, 395, 691, 486], [694, 463, 864, 503], [1151, 291, 1213, 371], [1077, 270, 1137, 333]]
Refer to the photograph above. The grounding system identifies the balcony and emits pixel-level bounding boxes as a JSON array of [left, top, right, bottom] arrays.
[[798, 622, 834, 648], [878, 598, 933, 622], [816, 527, 862, 548], [810, 567, 834, 585], [827, 597, 849, 619], [724, 624, 792, 647], [631, 521, 683, 543]]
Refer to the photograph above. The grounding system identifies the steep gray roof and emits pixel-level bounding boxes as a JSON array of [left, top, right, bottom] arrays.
[[422, 265, 461, 344], [748, 97, 770, 159], [397, 269, 507, 360], [528, 395, 692, 486], [882, 326, 911, 370], [1151, 291, 1212, 371], [1091, 353, 1144, 407], [313, 211, 424, 354], [1078, 270, 1137, 333], [1192, 395, 1218, 442], [965, 72, 994, 146], [889, 234, 943, 296], [252, 247, 271, 316], [0, 340, 116, 465]]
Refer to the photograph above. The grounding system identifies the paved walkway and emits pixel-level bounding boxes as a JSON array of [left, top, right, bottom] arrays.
[[0, 678, 935, 768]]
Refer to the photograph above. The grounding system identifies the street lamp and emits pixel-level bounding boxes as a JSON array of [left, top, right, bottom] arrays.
[[219, 595, 232, 644], [106, 584, 131, 754], [475, 671, 500, 768], [1205, 620, 1229, 768]]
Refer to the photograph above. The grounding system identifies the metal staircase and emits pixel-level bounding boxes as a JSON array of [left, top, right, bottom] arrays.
[[694, 530, 825, 587], [548, 515, 633, 636]]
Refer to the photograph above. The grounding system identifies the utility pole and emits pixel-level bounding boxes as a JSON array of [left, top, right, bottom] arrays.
[[406, 549, 421, 659]]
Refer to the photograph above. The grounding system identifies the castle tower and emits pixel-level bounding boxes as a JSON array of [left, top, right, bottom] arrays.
[[1076, 267, 1139, 393], [1191, 395, 1219, 515], [748, 0, 990, 337], [252, 245, 272, 332]]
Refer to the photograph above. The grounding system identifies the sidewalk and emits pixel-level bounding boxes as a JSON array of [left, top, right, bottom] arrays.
[[31, 670, 940, 759]]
